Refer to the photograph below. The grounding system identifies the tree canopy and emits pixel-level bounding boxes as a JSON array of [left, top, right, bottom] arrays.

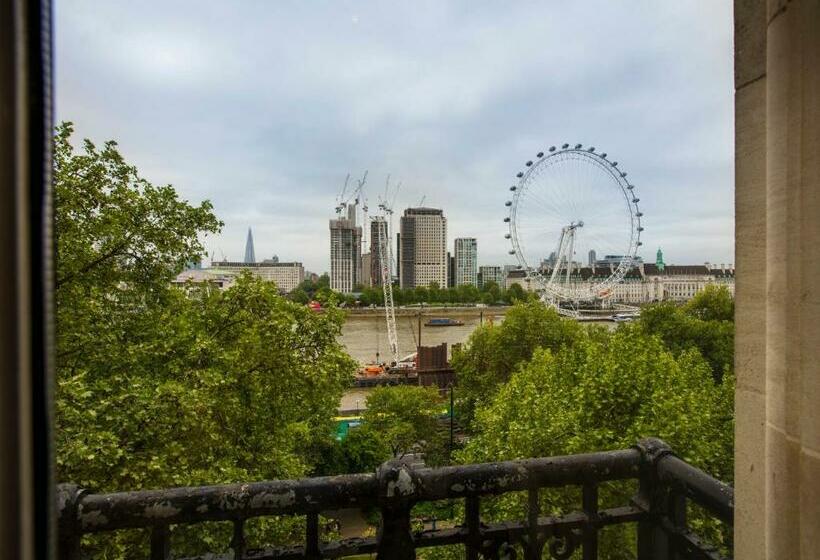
[[54, 124, 356, 556], [638, 285, 735, 380]]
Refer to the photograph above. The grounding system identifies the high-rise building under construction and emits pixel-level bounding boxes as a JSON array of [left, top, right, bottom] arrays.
[[329, 203, 362, 293]]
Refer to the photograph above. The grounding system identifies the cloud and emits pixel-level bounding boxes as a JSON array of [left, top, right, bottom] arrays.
[[56, 1, 735, 272]]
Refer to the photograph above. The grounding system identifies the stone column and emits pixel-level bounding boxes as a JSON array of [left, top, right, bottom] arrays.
[[734, 0, 820, 558]]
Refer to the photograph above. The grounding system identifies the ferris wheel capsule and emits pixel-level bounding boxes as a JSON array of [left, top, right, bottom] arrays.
[[561, 143, 569, 149], [537, 152, 545, 157]]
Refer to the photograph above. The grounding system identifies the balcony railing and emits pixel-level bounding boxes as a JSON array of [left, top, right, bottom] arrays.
[[56, 438, 733, 559]]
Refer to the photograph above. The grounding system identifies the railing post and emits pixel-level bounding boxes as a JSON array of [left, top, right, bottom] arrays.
[[56, 484, 85, 560], [376, 459, 418, 560], [150, 525, 170, 560], [667, 488, 687, 560], [634, 438, 673, 560]]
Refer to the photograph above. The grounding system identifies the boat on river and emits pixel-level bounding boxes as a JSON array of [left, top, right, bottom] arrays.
[[424, 317, 464, 327]]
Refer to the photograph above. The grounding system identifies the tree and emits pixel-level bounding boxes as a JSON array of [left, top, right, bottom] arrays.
[[54, 124, 356, 556], [456, 324, 734, 558], [639, 287, 734, 381], [451, 302, 583, 426], [684, 284, 734, 321], [362, 386, 445, 458], [504, 283, 527, 303]]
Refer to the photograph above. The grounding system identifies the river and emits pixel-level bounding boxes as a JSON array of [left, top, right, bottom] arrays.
[[339, 308, 507, 364]]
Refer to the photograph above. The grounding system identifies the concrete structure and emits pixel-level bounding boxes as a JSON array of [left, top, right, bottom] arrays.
[[172, 269, 235, 290], [478, 265, 504, 288], [210, 260, 305, 293], [329, 203, 362, 293], [244, 228, 256, 263], [454, 238, 478, 286], [369, 217, 388, 286], [733, 3, 820, 557], [360, 253, 372, 288], [588, 250, 597, 267], [399, 208, 447, 289]]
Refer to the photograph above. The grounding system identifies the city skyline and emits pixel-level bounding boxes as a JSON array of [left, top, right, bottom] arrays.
[[56, 2, 734, 273]]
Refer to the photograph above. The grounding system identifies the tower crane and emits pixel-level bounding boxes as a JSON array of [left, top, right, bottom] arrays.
[[375, 175, 400, 365]]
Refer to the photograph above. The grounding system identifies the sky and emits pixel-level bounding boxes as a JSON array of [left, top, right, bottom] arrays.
[[56, 1, 735, 274]]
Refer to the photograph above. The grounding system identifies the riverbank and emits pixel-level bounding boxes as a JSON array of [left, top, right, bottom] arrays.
[[344, 305, 512, 317]]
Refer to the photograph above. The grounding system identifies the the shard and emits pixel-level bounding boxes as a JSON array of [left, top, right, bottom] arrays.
[[244, 227, 256, 263]]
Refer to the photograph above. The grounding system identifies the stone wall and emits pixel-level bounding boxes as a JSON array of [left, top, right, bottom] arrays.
[[734, 1, 820, 557]]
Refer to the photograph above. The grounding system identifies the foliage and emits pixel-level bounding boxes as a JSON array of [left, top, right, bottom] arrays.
[[323, 277, 536, 307], [455, 323, 734, 558], [639, 285, 734, 380], [451, 302, 583, 426], [362, 386, 445, 458], [684, 284, 735, 321], [54, 123, 356, 557]]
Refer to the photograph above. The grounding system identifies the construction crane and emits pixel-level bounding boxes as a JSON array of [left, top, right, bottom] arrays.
[[417, 195, 426, 207], [375, 175, 400, 365], [334, 174, 351, 215]]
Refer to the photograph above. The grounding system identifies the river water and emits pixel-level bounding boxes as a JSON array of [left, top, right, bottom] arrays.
[[339, 309, 507, 364]]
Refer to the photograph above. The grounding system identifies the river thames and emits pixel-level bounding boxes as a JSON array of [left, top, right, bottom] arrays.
[[339, 308, 508, 364]]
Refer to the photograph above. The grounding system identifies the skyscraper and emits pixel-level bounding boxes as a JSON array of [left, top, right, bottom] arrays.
[[454, 238, 478, 286], [244, 227, 256, 263], [588, 249, 597, 267], [329, 203, 362, 293], [399, 207, 447, 289]]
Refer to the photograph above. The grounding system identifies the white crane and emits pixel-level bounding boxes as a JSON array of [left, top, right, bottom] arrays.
[[375, 175, 401, 364]]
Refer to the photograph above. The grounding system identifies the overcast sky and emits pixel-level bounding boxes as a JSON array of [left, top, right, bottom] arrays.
[[56, 1, 735, 274]]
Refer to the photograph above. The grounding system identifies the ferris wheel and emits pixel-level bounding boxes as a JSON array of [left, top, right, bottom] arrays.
[[504, 144, 643, 304]]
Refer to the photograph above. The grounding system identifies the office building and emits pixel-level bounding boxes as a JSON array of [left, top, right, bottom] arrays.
[[454, 238, 478, 286], [210, 260, 305, 293], [399, 207, 447, 289], [478, 265, 503, 288]]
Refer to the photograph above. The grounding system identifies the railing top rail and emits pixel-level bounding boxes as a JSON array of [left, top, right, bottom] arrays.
[[656, 454, 734, 524], [414, 447, 643, 499]]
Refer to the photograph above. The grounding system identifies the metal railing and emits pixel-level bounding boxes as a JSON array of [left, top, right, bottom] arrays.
[[56, 438, 733, 559]]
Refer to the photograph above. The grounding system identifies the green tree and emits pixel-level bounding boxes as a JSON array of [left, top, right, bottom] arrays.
[[54, 124, 356, 556], [504, 283, 527, 303], [684, 284, 735, 321], [457, 324, 734, 558], [451, 302, 583, 425], [639, 287, 734, 380], [362, 386, 445, 458]]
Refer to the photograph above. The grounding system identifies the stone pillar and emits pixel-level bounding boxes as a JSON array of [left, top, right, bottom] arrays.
[[734, 1, 820, 558]]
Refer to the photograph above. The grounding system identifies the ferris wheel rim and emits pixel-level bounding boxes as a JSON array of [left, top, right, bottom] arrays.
[[505, 145, 643, 300]]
